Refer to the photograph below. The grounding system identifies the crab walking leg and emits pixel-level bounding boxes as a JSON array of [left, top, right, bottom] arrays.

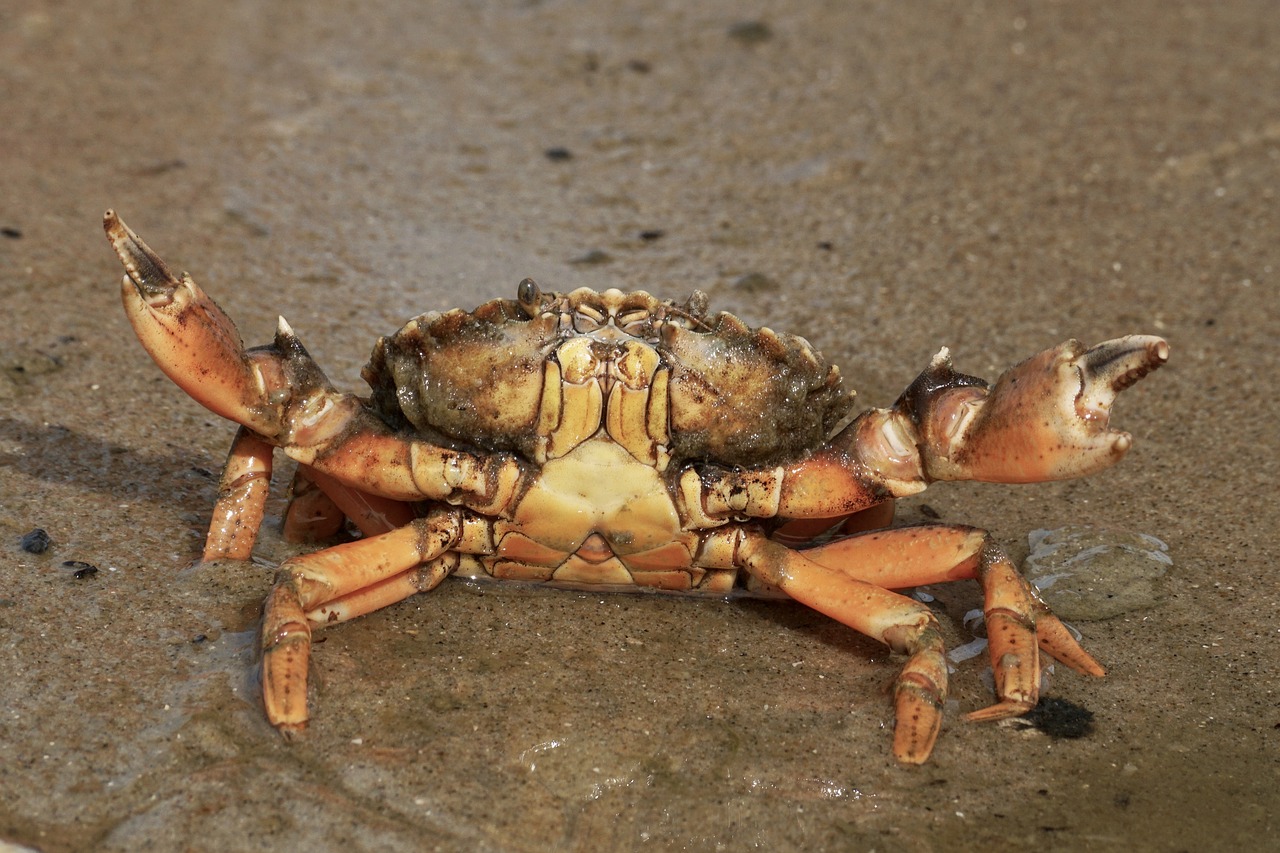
[[281, 467, 348, 544], [798, 525, 1104, 712], [204, 427, 275, 560], [284, 465, 418, 542], [725, 530, 949, 764], [724, 525, 1105, 762], [769, 501, 898, 547], [305, 556, 457, 626], [262, 509, 471, 732]]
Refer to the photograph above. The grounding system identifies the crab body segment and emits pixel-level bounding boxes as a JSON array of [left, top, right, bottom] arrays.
[[105, 211, 1168, 764]]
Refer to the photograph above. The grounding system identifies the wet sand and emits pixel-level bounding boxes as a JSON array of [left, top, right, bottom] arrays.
[[2, 1, 1278, 850]]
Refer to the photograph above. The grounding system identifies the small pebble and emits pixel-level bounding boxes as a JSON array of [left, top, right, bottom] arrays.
[[20, 528, 51, 554]]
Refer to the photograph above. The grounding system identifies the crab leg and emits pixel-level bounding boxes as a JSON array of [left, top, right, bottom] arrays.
[[204, 427, 275, 560], [283, 466, 418, 542], [304, 556, 458, 626], [801, 525, 1103, 678], [281, 467, 347, 544], [725, 528, 949, 763], [262, 507, 493, 732], [721, 524, 1101, 763]]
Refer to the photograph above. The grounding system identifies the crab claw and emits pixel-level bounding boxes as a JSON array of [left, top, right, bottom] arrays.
[[911, 336, 1169, 484], [105, 210, 284, 437]]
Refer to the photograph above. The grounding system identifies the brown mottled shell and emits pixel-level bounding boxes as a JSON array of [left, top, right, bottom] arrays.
[[362, 288, 852, 467]]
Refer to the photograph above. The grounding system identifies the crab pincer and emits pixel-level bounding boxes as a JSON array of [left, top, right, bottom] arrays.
[[105, 210, 283, 437], [909, 336, 1170, 484]]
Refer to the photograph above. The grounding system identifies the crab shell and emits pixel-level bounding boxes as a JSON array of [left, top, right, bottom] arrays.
[[104, 211, 1169, 764], [362, 283, 850, 469]]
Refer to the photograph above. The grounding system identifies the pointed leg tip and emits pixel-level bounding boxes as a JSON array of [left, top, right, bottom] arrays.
[[892, 682, 944, 764], [965, 698, 1036, 723], [1036, 614, 1107, 676], [891, 725, 940, 765], [1053, 648, 1106, 678], [277, 721, 308, 741], [892, 746, 932, 765]]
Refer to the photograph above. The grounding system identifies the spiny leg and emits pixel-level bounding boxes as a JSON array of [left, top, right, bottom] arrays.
[[262, 508, 469, 733], [204, 427, 274, 561]]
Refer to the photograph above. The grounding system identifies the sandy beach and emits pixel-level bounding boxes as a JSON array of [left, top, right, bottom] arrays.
[[2, 1, 1277, 849]]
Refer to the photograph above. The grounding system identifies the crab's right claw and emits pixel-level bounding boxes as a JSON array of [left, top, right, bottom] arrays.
[[104, 210, 282, 437], [917, 336, 1169, 483]]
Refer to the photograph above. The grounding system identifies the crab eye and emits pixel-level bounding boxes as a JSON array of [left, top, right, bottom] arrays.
[[516, 278, 542, 317]]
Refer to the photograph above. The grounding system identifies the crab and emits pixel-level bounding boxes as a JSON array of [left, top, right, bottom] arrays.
[[104, 210, 1168, 764]]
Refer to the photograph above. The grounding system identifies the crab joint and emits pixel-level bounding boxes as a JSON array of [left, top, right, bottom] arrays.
[[410, 446, 526, 517], [678, 466, 784, 524]]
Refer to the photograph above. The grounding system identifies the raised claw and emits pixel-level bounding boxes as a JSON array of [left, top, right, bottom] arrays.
[[915, 336, 1169, 484], [105, 210, 284, 436]]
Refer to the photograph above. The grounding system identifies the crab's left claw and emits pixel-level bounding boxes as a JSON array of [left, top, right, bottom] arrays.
[[908, 336, 1169, 484], [105, 210, 284, 438]]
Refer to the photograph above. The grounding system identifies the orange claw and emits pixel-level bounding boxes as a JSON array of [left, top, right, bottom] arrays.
[[104, 210, 281, 437], [915, 336, 1169, 484]]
